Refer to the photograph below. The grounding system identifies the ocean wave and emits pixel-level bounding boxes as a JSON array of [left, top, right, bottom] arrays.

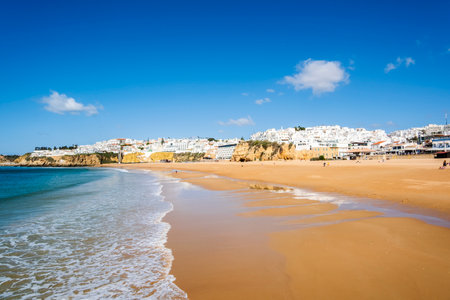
[[0, 169, 187, 299]]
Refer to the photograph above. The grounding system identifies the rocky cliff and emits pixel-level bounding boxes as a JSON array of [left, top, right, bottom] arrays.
[[14, 153, 118, 167], [231, 141, 297, 162], [173, 152, 205, 162], [120, 152, 205, 163], [0, 155, 19, 165], [122, 152, 145, 163]]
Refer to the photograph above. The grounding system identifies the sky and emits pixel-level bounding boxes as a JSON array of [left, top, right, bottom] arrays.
[[0, 0, 449, 154]]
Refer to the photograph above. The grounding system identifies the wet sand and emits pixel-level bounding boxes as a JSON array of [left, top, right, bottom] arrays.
[[108, 162, 450, 299], [161, 178, 292, 299], [240, 202, 337, 217], [110, 159, 450, 217]]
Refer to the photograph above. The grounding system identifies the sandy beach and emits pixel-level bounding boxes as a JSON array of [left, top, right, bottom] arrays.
[[107, 159, 450, 299], [113, 159, 450, 216]]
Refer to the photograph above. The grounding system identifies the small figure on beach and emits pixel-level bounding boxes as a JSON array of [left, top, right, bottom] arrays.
[[323, 162, 326, 167]]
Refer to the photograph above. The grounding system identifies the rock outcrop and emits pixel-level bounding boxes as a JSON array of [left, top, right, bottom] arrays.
[[0, 155, 19, 165], [120, 152, 205, 163], [173, 152, 205, 162], [14, 153, 118, 167], [122, 152, 145, 163], [231, 141, 297, 162], [150, 152, 174, 162]]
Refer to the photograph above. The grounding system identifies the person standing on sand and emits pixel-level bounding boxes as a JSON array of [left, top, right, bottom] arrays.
[[444, 160, 447, 168]]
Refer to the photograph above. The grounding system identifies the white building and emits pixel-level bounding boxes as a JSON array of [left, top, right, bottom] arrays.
[[216, 144, 237, 160], [432, 138, 450, 152], [251, 125, 389, 158]]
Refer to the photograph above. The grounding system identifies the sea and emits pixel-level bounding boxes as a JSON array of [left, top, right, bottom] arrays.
[[0, 166, 187, 299]]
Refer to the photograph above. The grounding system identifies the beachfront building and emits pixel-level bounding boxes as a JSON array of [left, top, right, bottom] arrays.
[[216, 144, 237, 160], [377, 142, 424, 155], [310, 146, 339, 159], [432, 138, 450, 152]]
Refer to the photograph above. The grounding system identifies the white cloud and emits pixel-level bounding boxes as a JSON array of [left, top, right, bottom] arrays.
[[384, 63, 397, 73], [266, 89, 275, 93], [241, 92, 249, 96], [41, 91, 99, 116], [405, 57, 415, 67], [385, 57, 415, 73], [255, 97, 271, 105], [282, 59, 349, 95], [218, 116, 255, 126]]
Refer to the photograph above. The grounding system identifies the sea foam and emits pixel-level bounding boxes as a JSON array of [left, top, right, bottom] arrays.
[[0, 168, 186, 299]]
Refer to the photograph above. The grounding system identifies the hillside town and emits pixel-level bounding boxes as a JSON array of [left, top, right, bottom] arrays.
[[30, 124, 450, 161]]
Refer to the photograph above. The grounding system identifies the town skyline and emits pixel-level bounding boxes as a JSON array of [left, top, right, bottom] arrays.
[[21, 123, 450, 161]]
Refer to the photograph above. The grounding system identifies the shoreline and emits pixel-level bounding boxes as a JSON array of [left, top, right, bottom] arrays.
[[136, 164, 450, 299], [104, 158, 450, 218]]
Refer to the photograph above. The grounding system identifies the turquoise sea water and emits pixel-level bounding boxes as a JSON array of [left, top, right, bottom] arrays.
[[0, 167, 186, 299]]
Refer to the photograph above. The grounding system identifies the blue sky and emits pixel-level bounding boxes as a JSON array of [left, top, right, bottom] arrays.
[[0, 0, 449, 154]]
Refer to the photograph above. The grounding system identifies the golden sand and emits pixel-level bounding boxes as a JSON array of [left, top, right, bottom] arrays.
[[105, 160, 450, 299], [289, 209, 383, 224], [271, 217, 450, 299], [241, 202, 337, 217], [182, 177, 248, 191], [244, 197, 315, 207], [111, 159, 450, 216]]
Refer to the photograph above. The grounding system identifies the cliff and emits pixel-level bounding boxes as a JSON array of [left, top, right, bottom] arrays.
[[14, 153, 118, 167], [150, 152, 174, 162], [173, 152, 205, 162], [0, 155, 19, 165], [0, 155, 11, 164], [122, 152, 145, 163], [231, 141, 297, 162], [118, 152, 205, 163]]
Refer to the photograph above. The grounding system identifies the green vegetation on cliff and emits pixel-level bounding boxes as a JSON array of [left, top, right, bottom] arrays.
[[13, 152, 119, 166], [95, 152, 118, 164], [247, 140, 282, 151], [173, 152, 205, 162], [0, 155, 20, 163]]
